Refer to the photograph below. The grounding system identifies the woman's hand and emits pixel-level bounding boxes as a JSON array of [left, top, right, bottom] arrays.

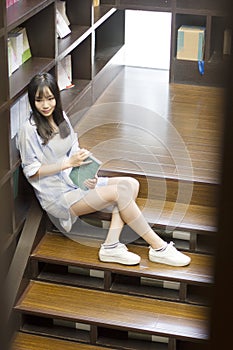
[[68, 149, 91, 167], [84, 176, 98, 189]]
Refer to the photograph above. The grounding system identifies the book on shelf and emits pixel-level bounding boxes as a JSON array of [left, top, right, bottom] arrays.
[[57, 55, 74, 90], [8, 31, 23, 68], [7, 27, 32, 76], [16, 27, 32, 63], [56, 8, 71, 38], [7, 38, 18, 76], [69, 155, 102, 191], [56, 0, 70, 26]]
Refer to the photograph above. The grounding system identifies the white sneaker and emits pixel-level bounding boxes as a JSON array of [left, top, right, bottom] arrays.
[[149, 242, 191, 267], [99, 243, 141, 265]]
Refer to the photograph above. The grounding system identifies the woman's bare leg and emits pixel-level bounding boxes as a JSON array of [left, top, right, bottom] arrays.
[[70, 176, 191, 266], [103, 177, 139, 245], [70, 176, 165, 249]]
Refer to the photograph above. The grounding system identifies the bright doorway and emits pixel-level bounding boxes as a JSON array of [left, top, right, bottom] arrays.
[[124, 10, 172, 70]]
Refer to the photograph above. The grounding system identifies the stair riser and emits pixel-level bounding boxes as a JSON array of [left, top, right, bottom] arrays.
[[99, 170, 218, 207]]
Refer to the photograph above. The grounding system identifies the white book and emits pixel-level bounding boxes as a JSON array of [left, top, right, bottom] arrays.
[[57, 55, 73, 90], [16, 27, 32, 63], [56, 0, 70, 26], [7, 38, 19, 75], [56, 9, 71, 39], [57, 61, 72, 91], [8, 31, 23, 68], [63, 55, 72, 83], [11, 27, 32, 63]]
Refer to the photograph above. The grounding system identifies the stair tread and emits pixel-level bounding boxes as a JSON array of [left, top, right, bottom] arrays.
[[82, 197, 217, 233], [11, 332, 110, 350], [137, 198, 216, 232], [31, 233, 213, 285], [14, 280, 209, 341]]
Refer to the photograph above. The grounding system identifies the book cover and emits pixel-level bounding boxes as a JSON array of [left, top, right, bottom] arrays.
[[8, 31, 23, 68], [7, 38, 19, 75], [11, 27, 32, 63], [57, 55, 73, 90], [56, 9, 71, 39], [56, 0, 70, 26], [17, 27, 32, 63], [69, 155, 102, 190]]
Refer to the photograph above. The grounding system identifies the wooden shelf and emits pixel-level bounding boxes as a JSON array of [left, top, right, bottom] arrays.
[[117, 0, 172, 11], [176, 0, 228, 14], [57, 25, 91, 59], [172, 57, 228, 86], [9, 57, 55, 100], [93, 5, 117, 27], [94, 44, 123, 76], [61, 79, 91, 114], [6, 0, 54, 31]]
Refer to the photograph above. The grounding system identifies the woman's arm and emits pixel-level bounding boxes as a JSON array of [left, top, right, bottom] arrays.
[[31, 148, 91, 178], [18, 117, 90, 179]]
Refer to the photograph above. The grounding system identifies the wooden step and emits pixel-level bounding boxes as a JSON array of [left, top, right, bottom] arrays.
[[11, 332, 111, 350], [14, 280, 209, 342], [31, 232, 213, 304], [76, 189, 217, 253], [82, 197, 217, 235], [98, 166, 218, 208]]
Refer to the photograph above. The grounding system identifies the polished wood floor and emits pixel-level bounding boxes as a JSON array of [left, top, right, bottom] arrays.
[[73, 67, 225, 184]]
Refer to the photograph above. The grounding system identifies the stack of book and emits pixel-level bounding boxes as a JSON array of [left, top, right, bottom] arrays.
[[8, 27, 32, 76]]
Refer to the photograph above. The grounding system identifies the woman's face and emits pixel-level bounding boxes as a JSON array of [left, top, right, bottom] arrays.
[[35, 86, 56, 118]]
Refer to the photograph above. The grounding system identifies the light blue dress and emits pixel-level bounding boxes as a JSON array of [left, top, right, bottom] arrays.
[[17, 112, 107, 231]]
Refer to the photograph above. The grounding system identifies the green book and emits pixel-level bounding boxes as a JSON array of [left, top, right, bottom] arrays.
[[69, 155, 102, 190]]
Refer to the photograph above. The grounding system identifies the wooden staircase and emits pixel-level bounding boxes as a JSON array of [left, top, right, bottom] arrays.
[[11, 72, 219, 349], [11, 173, 215, 349]]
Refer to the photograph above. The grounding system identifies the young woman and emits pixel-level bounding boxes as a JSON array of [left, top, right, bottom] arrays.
[[17, 72, 191, 267]]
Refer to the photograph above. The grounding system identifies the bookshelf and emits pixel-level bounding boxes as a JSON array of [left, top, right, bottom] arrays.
[[0, 0, 125, 265], [171, 0, 230, 85]]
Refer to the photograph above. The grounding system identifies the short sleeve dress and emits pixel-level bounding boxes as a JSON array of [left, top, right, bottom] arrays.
[[17, 112, 107, 231]]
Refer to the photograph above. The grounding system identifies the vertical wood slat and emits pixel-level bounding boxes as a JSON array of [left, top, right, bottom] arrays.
[[5, 200, 43, 321]]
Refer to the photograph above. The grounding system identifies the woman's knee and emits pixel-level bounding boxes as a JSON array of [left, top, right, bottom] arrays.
[[107, 176, 140, 199], [117, 177, 139, 197], [125, 177, 140, 196]]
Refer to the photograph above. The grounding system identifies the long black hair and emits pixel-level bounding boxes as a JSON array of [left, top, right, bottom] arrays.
[[28, 72, 70, 144]]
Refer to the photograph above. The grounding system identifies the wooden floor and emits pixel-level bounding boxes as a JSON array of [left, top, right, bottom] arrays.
[[73, 67, 224, 184]]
